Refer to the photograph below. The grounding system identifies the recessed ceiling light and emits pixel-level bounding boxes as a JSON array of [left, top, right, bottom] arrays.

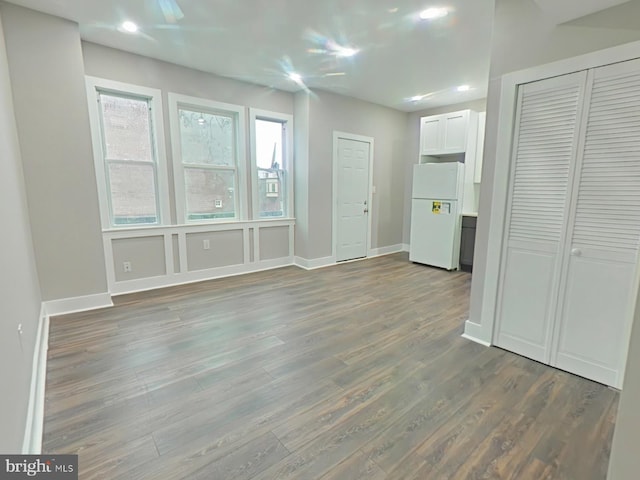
[[457, 84, 471, 92], [419, 7, 448, 20], [335, 46, 360, 58], [289, 72, 303, 83], [407, 93, 435, 103], [121, 21, 139, 33]]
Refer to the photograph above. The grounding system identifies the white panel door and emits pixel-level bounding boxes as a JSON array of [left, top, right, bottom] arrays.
[[552, 59, 640, 388], [336, 137, 370, 262], [495, 72, 587, 363]]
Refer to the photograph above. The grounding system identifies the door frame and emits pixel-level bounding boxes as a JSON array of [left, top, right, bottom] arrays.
[[332, 131, 375, 262]]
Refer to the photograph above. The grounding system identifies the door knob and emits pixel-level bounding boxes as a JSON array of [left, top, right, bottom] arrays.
[[571, 248, 582, 256], [364, 208, 369, 214]]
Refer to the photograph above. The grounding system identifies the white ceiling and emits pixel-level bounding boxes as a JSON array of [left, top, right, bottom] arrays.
[[533, 0, 631, 25], [3, 0, 631, 112], [3, 0, 495, 112]]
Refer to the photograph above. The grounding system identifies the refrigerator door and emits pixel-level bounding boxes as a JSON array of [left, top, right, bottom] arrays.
[[412, 163, 462, 200], [409, 198, 460, 269]]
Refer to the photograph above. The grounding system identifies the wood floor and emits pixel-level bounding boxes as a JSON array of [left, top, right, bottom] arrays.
[[43, 253, 619, 479]]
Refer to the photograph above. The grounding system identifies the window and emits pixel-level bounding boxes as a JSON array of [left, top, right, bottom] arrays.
[[169, 94, 246, 223], [250, 109, 293, 218], [86, 77, 169, 228]]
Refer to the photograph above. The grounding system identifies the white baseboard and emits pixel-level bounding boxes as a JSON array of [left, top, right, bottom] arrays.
[[368, 244, 405, 258], [111, 257, 294, 296], [294, 255, 336, 270], [461, 333, 491, 347], [43, 292, 113, 317], [462, 320, 492, 347], [22, 304, 49, 454], [295, 246, 409, 271]]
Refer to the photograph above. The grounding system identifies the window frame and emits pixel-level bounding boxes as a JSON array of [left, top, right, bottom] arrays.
[[85, 76, 170, 230], [168, 93, 247, 224], [249, 108, 294, 220]]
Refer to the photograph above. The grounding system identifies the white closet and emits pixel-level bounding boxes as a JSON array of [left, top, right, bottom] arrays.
[[495, 58, 640, 388]]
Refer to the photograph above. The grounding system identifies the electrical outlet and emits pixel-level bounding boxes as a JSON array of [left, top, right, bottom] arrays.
[[203, 239, 210, 250], [17, 323, 23, 335], [123, 261, 132, 273]]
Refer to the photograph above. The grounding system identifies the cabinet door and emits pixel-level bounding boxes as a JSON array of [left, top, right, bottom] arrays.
[[495, 72, 587, 363], [552, 59, 640, 388], [460, 223, 476, 268], [420, 116, 442, 155], [474, 112, 486, 183], [442, 110, 469, 153]]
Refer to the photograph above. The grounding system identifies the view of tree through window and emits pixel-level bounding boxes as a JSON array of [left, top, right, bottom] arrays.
[[179, 109, 237, 220], [99, 93, 159, 225], [255, 119, 285, 217]]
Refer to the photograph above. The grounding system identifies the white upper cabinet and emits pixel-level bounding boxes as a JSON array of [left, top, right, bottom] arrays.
[[419, 116, 442, 155], [442, 110, 469, 152], [419, 109, 472, 155]]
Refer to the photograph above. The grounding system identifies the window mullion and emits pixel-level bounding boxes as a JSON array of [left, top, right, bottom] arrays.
[[106, 158, 156, 167], [182, 164, 236, 171]]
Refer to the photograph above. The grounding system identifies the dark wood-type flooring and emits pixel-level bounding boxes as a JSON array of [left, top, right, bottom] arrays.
[[43, 253, 619, 479]]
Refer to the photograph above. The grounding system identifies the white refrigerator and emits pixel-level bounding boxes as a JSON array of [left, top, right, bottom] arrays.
[[409, 163, 464, 270]]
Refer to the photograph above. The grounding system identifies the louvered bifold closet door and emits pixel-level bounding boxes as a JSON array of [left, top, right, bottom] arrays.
[[495, 72, 587, 363], [552, 59, 640, 388]]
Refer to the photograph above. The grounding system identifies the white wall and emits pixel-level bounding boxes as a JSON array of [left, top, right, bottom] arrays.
[[82, 43, 296, 290], [0, 9, 42, 452], [293, 91, 311, 259], [301, 90, 407, 260], [82, 41, 295, 226], [0, 3, 107, 301], [608, 289, 640, 479]]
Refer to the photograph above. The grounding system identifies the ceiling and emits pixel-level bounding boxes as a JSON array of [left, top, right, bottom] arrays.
[[3, 0, 496, 111], [533, 0, 630, 24], [2, 0, 633, 112]]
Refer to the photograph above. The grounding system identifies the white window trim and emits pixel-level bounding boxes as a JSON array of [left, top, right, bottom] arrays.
[[85, 76, 170, 230], [249, 108, 294, 220], [168, 93, 247, 224]]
